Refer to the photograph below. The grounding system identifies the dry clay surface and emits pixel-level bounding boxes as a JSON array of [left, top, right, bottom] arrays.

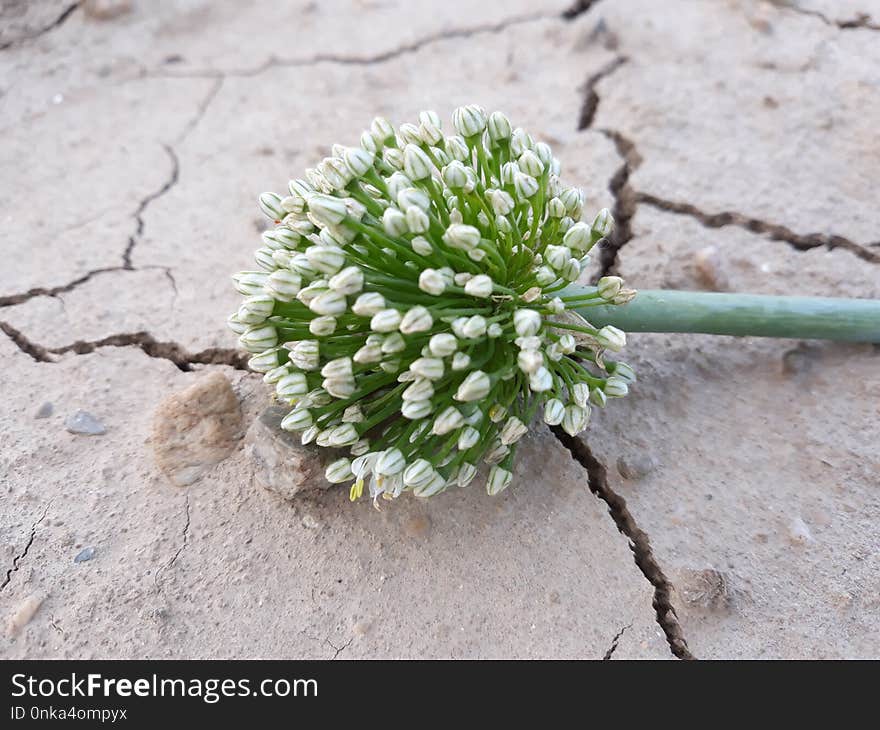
[[1, 0, 878, 659]]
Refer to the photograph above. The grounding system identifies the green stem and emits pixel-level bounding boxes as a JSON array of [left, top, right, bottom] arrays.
[[565, 287, 880, 343]]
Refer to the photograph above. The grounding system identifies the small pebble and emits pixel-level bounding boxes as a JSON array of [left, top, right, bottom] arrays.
[[74, 547, 97, 563], [616, 454, 658, 480], [35, 402, 54, 419], [788, 517, 814, 546], [7, 595, 43, 637], [693, 245, 729, 291], [65, 410, 106, 436]]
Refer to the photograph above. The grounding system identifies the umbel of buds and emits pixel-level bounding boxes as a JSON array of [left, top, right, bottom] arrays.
[[230, 105, 637, 503]]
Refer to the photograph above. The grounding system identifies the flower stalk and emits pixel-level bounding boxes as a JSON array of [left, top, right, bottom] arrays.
[[570, 288, 880, 343]]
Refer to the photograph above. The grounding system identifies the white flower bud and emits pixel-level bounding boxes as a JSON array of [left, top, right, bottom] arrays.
[[413, 472, 447, 497], [320, 356, 353, 380], [487, 188, 515, 216], [397, 122, 423, 147], [323, 375, 356, 399], [411, 236, 432, 255], [380, 331, 406, 354], [445, 135, 469, 161], [240, 325, 278, 353], [418, 110, 443, 145], [265, 270, 302, 301], [547, 197, 566, 219], [401, 399, 433, 420], [402, 377, 435, 402], [456, 426, 480, 451], [383, 147, 404, 170], [428, 333, 457, 357], [452, 104, 487, 138], [308, 289, 347, 316], [604, 375, 629, 397], [608, 361, 636, 383], [327, 423, 359, 447], [500, 416, 528, 445], [305, 245, 345, 276], [451, 352, 471, 370], [353, 343, 383, 363], [405, 206, 430, 234], [227, 312, 248, 335], [433, 405, 465, 435], [510, 127, 533, 156], [307, 194, 348, 228], [352, 292, 385, 316], [535, 266, 556, 286], [441, 160, 468, 189], [590, 388, 607, 408], [527, 364, 552, 392], [455, 370, 491, 402], [254, 247, 277, 271], [513, 308, 541, 337], [563, 221, 592, 252], [271, 249, 293, 269], [487, 323, 502, 338], [396, 305, 432, 335], [276, 372, 308, 402], [351, 438, 370, 456], [403, 458, 434, 488], [248, 348, 279, 373], [572, 382, 591, 408], [360, 131, 378, 154], [561, 404, 589, 436], [454, 463, 476, 488], [562, 258, 581, 282], [232, 271, 269, 297], [238, 294, 275, 324], [318, 157, 352, 189], [286, 339, 319, 370], [309, 315, 337, 336], [403, 143, 433, 181], [328, 266, 364, 295], [487, 111, 512, 142], [545, 342, 563, 361], [548, 297, 565, 315], [376, 448, 406, 475], [486, 465, 513, 496], [543, 398, 565, 426], [518, 150, 544, 177], [596, 325, 626, 352], [281, 407, 312, 431], [370, 116, 395, 142], [382, 207, 408, 237], [343, 146, 374, 178], [443, 223, 481, 251], [513, 172, 539, 201], [458, 315, 485, 339], [544, 244, 570, 271], [597, 276, 623, 300], [464, 274, 493, 298], [409, 357, 444, 381], [517, 348, 543, 374], [370, 308, 402, 332], [325, 458, 354, 483], [259, 192, 284, 220], [592, 207, 614, 238]]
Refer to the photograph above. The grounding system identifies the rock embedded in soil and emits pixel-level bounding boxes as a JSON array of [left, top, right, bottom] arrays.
[[151, 371, 243, 487], [35, 402, 54, 419], [616, 453, 658, 480], [65, 410, 106, 436], [6, 594, 43, 637], [74, 547, 97, 563], [245, 405, 338, 501]]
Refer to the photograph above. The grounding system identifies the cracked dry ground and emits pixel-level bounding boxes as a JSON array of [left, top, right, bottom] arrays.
[[1, 0, 878, 660]]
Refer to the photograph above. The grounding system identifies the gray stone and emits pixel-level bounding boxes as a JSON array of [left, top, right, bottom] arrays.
[[74, 547, 96, 563], [245, 406, 337, 501], [616, 453, 658, 480], [65, 410, 106, 436]]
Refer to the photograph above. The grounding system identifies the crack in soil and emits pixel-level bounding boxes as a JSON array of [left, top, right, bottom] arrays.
[[176, 77, 224, 144], [1, 503, 51, 593], [562, 0, 603, 20], [155, 496, 191, 589], [771, 1, 880, 31], [602, 622, 632, 660], [577, 55, 628, 131], [595, 129, 642, 279], [147, 12, 556, 79], [551, 427, 695, 660], [0, 2, 80, 52], [123, 145, 180, 269], [637, 192, 880, 264], [326, 637, 354, 660], [0, 324, 250, 371]]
